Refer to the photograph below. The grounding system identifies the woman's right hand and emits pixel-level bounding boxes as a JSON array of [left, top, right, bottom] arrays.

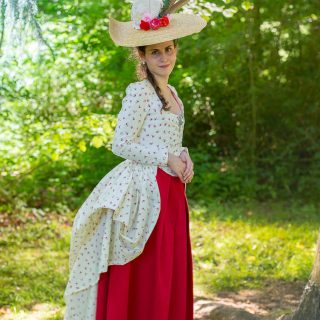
[[167, 153, 187, 183]]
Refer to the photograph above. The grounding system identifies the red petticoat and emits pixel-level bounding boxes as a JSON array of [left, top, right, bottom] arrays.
[[95, 167, 193, 320]]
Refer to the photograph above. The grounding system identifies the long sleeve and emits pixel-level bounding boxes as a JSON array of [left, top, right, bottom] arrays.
[[112, 82, 169, 166]]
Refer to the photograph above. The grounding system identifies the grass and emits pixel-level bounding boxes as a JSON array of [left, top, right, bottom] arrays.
[[0, 209, 71, 319], [190, 200, 320, 296], [0, 200, 319, 318]]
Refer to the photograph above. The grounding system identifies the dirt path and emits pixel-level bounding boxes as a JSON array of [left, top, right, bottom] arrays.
[[194, 280, 305, 319]]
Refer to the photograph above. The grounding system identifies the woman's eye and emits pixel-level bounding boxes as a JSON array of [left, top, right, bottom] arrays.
[[152, 51, 158, 55]]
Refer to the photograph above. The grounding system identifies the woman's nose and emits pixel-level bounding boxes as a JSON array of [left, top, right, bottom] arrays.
[[159, 52, 169, 61]]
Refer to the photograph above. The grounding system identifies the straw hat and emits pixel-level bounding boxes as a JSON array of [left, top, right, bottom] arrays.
[[109, 0, 207, 47]]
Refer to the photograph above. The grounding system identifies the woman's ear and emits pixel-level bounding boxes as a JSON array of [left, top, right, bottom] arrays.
[[137, 50, 145, 63]]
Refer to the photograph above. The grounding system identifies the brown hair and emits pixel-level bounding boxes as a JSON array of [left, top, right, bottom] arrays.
[[130, 39, 178, 112]]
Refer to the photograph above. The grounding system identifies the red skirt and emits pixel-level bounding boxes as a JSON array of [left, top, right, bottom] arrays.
[[95, 167, 194, 320]]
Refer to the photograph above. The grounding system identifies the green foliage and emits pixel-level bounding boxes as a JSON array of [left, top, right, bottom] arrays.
[[175, 0, 320, 202], [187, 150, 256, 202], [0, 0, 48, 52], [0, 0, 319, 208]]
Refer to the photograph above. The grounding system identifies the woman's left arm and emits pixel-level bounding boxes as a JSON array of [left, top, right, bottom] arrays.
[[112, 82, 169, 166]]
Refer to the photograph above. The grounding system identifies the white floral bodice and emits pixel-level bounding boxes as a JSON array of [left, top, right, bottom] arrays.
[[112, 79, 188, 176], [63, 79, 189, 319]]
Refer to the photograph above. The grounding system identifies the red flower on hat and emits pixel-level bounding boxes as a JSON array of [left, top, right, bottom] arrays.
[[150, 18, 161, 30], [160, 16, 169, 27], [139, 15, 170, 31], [140, 20, 151, 30]]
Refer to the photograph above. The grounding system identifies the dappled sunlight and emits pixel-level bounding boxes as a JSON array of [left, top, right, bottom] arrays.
[[0, 214, 69, 314], [0, 303, 63, 320], [194, 280, 305, 319], [190, 201, 319, 294]]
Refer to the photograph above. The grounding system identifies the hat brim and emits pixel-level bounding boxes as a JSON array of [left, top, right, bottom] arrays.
[[109, 13, 207, 47]]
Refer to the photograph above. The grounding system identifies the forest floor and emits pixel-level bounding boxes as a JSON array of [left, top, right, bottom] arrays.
[[0, 200, 317, 320], [0, 280, 304, 319], [194, 280, 305, 319]]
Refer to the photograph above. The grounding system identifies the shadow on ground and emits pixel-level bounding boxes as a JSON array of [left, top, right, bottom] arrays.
[[194, 280, 305, 319]]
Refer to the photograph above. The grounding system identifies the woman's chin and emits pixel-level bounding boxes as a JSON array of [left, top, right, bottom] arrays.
[[150, 67, 173, 78], [157, 67, 173, 76]]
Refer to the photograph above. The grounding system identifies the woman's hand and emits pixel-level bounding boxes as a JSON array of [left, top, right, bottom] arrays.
[[179, 150, 194, 183], [167, 153, 188, 183]]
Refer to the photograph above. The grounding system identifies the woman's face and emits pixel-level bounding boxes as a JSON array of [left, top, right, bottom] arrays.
[[141, 40, 177, 78]]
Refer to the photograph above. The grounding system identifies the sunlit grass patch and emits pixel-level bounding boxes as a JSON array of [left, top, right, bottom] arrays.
[[0, 303, 63, 320], [0, 210, 72, 317], [190, 200, 319, 296]]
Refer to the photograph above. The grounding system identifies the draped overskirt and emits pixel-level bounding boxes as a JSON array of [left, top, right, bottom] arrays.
[[95, 167, 193, 320]]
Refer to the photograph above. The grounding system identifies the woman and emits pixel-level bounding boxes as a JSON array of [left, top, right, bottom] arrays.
[[63, 1, 206, 319]]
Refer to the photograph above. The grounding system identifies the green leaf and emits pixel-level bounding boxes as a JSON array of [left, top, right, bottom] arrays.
[[91, 136, 104, 148], [241, 1, 254, 11], [78, 140, 87, 152]]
